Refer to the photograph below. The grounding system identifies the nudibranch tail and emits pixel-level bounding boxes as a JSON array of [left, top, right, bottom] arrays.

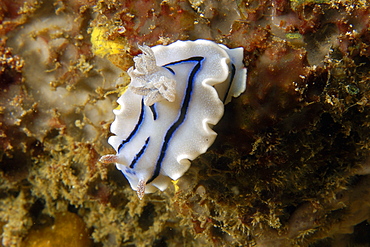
[[102, 39, 247, 199]]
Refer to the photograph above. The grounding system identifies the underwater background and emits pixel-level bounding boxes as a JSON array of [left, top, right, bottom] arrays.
[[0, 0, 370, 246]]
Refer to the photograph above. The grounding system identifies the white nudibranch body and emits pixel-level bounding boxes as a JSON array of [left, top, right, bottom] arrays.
[[100, 39, 247, 199]]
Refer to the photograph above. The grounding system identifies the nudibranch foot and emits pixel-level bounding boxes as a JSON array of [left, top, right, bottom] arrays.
[[103, 39, 247, 198]]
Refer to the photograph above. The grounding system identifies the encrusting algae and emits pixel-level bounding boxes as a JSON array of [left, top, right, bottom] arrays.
[[21, 212, 91, 247], [0, 0, 369, 246]]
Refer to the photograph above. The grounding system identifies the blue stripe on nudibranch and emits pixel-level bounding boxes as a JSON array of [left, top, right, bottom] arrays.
[[124, 167, 136, 175], [129, 137, 150, 168], [118, 98, 145, 153], [149, 105, 157, 120], [164, 67, 175, 75], [222, 63, 236, 103], [147, 56, 204, 184]]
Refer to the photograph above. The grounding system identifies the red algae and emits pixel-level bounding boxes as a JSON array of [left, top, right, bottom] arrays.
[[242, 42, 309, 130]]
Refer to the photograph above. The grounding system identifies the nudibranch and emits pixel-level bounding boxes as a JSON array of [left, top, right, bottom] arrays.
[[100, 39, 247, 199]]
